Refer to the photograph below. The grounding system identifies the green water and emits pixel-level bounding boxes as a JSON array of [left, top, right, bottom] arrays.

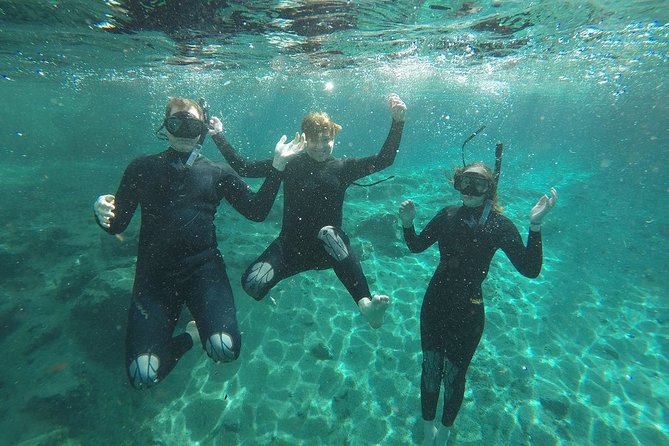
[[0, 1, 667, 445]]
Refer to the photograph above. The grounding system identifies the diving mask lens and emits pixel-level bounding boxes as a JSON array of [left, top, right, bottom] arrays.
[[165, 112, 207, 138], [455, 173, 491, 196]]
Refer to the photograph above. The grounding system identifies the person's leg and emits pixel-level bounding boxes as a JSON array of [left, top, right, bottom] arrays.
[[421, 350, 445, 445], [125, 275, 191, 390], [241, 239, 300, 301], [432, 359, 459, 446], [317, 225, 389, 328], [439, 299, 485, 429], [419, 289, 447, 445], [186, 254, 241, 363]]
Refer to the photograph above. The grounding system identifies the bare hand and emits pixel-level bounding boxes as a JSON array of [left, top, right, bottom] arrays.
[[388, 93, 406, 122], [94, 194, 116, 228], [208, 116, 224, 135], [273, 132, 306, 171], [399, 199, 416, 227], [530, 187, 558, 224]]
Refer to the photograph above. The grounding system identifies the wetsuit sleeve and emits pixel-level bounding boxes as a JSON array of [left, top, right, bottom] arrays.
[[212, 133, 274, 178], [497, 218, 543, 278], [99, 159, 141, 234], [342, 119, 405, 183], [403, 209, 444, 253], [218, 166, 282, 222]]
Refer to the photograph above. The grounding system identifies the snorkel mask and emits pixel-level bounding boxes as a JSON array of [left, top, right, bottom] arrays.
[[156, 97, 210, 141], [156, 98, 211, 167], [164, 112, 208, 138], [453, 172, 491, 197]]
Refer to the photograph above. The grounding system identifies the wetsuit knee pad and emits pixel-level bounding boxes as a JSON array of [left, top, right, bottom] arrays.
[[242, 261, 274, 300], [422, 351, 445, 393], [205, 332, 238, 363], [442, 359, 460, 400], [128, 353, 160, 390], [318, 226, 349, 261]]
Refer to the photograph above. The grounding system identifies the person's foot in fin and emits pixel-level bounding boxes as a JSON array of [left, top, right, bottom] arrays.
[[435, 425, 451, 446], [186, 320, 201, 347], [422, 420, 437, 446], [358, 294, 390, 329]]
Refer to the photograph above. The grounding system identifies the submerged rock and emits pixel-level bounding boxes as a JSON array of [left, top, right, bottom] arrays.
[[310, 342, 333, 360], [540, 397, 569, 419]]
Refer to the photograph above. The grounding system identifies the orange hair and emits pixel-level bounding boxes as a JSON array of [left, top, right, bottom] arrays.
[[301, 112, 342, 141], [163, 97, 204, 120]]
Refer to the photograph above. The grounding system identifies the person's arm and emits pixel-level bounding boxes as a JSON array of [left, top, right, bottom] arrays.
[[220, 168, 282, 221], [399, 200, 441, 253], [209, 117, 274, 178], [219, 133, 305, 221], [499, 187, 557, 277], [93, 160, 141, 234], [342, 94, 406, 182], [498, 218, 543, 278]]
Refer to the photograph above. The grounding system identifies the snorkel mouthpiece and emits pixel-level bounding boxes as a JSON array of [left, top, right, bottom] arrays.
[[184, 98, 210, 166]]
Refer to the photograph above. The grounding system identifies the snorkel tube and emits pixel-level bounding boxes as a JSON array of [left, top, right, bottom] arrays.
[[493, 142, 503, 187], [185, 97, 210, 167], [459, 125, 503, 186], [197, 97, 210, 145], [461, 125, 486, 167]]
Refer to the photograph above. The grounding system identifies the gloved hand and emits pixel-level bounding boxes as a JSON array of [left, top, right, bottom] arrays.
[[94, 194, 116, 228], [272, 132, 306, 171], [530, 187, 558, 225], [388, 93, 407, 122], [399, 199, 416, 228]]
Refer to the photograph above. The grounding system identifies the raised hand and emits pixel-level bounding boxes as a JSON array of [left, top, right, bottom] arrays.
[[208, 116, 224, 135], [388, 93, 407, 122], [273, 132, 306, 171], [530, 187, 558, 225]]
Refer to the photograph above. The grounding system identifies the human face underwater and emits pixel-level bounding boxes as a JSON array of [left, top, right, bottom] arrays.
[[166, 105, 204, 152], [305, 133, 334, 162], [456, 166, 491, 207]]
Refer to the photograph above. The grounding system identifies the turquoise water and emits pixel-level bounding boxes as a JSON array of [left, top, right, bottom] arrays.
[[0, 1, 667, 445]]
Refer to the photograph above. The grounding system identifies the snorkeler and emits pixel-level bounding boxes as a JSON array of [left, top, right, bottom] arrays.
[[398, 141, 557, 445], [93, 97, 304, 389], [210, 94, 407, 328]]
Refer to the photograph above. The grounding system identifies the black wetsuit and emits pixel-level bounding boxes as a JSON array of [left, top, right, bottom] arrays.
[[97, 148, 281, 388], [403, 204, 542, 426], [212, 119, 404, 303]]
